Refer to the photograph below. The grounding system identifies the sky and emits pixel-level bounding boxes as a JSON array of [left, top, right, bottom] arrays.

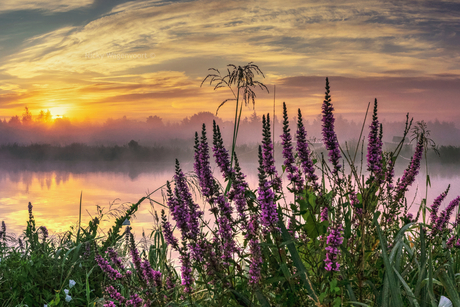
[[0, 0, 459, 125]]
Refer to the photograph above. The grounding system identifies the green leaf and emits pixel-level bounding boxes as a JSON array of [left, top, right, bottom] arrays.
[[255, 290, 271, 307]]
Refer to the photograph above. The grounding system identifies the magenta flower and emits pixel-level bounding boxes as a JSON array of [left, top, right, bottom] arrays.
[[126, 293, 143, 307], [296, 109, 319, 189], [95, 254, 123, 280], [321, 78, 341, 176], [195, 124, 215, 199], [367, 99, 383, 179], [430, 185, 450, 227], [180, 245, 193, 293], [324, 224, 343, 271], [280, 102, 304, 194], [215, 195, 237, 264], [395, 135, 424, 201], [246, 215, 262, 286], [161, 209, 179, 251], [432, 196, 460, 236], [212, 120, 232, 179], [228, 155, 249, 226], [106, 248, 124, 270], [257, 145, 279, 233], [262, 114, 282, 191], [105, 285, 126, 304], [320, 207, 328, 222]]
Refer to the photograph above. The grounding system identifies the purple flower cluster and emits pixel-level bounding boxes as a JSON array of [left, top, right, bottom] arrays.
[[324, 224, 343, 271], [141, 259, 162, 288], [320, 207, 328, 222], [38, 226, 48, 243], [257, 145, 279, 233], [228, 155, 249, 225], [385, 157, 395, 191], [395, 135, 424, 201], [106, 285, 126, 304], [194, 124, 215, 199], [280, 102, 304, 194], [180, 247, 193, 293], [174, 160, 203, 241], [95, 254, 123, 280], [28, 202, 33, 219], [350, 190, 362, 226], [246, 215, 262, 286], [432, 196, 460, 236], [213, 122, 249, 225], [447, 236, 456, 249], [430, 185, 450, 227], [367, 99, 383, 178], [262, 114, 282, 191], [161, 209, 179, 250], [215, 195, 237, 264], [165, 181, 189, 241], [103, 301, 117, 307], [212, 120, 232, 179], [296, 109, 318, 189], [321, 78, 342, 176], [126, 293, 143, 306]]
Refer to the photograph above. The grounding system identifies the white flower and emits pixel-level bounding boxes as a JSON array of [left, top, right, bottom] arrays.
[[64, 289, 69, 295], [69, 280, 76, 288], [79, 263, 82, 268], [44, 305, 47, 307], [65, 295, 72, 302]]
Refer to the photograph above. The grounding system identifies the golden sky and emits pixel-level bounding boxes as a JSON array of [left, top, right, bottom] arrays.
[[0, 0, 459, 123]]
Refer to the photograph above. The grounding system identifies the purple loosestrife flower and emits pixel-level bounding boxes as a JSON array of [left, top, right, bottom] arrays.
[[166, 180, 189, 241], [194, 132, 202, 181], [262, 114, 282, 191], [166, 275, 175, 289], [257, 145, 279, 233], [174, 160, 203, 241], [321, 78, 342, 176], [95, 254, 123, 280], [180, 243, 193, 293], [103, 301, 116, 307], [196, 124, 215, 199], [28, 202, 33, 219], [161, 209, 179, 251], [215, 195, 237, 263], [456, 239, 460, 248], [350, 190, 362, 226], [447, 236, 456, 249], [106, 285, 126, 304], [127, 228, 143, 277], [430, 185, 450, 227], [433, 196, 460, 236], [385, 157, 395, 191], [141, 259, 162, 288], [324, 224, 343, 271], [280, 102, 304, 194], [212, 120, 232, 179], [246, 215, 262, 286], [40, 226, 48, 243], [107, 248, 124, 270], [228, 155, 249, 226], [320, 207, 328, 222], [367, 99, 383, 179], [395, 135, 424, 201], [296, 109, 319, 189], [126, 294, 143, 307]]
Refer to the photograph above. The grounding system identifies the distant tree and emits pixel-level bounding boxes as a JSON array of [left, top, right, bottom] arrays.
[[128, 140, 140, 150], [146, 115, 164, 127], [22, 107, 33, 124], [37, 110, 52, 123], [8, 115, 21, 126]]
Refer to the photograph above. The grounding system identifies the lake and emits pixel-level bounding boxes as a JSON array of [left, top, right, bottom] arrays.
[[0, 160, 459, 240]]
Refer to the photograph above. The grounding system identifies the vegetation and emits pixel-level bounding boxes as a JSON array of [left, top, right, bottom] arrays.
[[1, 68, 459, 306]]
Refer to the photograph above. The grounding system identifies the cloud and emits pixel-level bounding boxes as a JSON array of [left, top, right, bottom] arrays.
[[0, 0, 93, 13]]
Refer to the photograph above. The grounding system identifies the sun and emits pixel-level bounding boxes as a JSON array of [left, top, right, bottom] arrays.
[[48, 106, 69, 118]]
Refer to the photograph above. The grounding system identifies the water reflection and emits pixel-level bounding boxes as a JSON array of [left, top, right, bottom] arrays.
[[0, 160, 459, 240]]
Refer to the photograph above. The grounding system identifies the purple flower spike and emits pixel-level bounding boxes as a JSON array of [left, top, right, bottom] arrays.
[[174, 160, 203, 241], [296, 109, 319, 189], [447, 236, 456, 249], [262, 114, 282, 191], [324, 224, 343, 271], [161, 209, 179, 251], [212, 120, 232, 179], [215, 195, 237, 264], [106, 285, 126, 303], [228, 154, 249, 226], [196, 124, 215, 199], [321, 77, 342, 176], [166, 180, 189, 241], [280, 102, 304, 194], [95, 254, 123, 280], [246, 215, 262, 286], [395, 135, 424, 201], [367, 99, 383, 179], [126, 293, 143, 307], [385, 157, 395, 191], [430, 185, 450, 227], [180, 245, 193, 293], [257, 145, 279, 233], [39, 226, 48, 242], [320, 207, 328, 222], [432, 196, 460, 237]]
